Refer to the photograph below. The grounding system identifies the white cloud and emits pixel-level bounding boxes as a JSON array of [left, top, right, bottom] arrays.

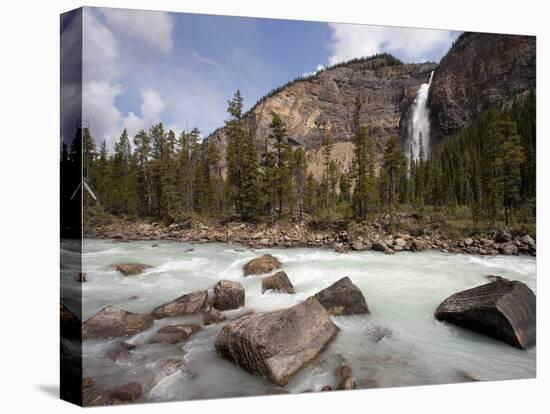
[[100, 8, 174, 56], [327, 23, 457, 65], [122, 88, 166, 137], [302, 63, 325, 77], [83, 81, 123, 145], [82, 9, 122, 147], [82, 8, 175, 148]]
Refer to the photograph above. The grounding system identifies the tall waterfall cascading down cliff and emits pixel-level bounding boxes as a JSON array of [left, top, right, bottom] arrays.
[[407, 71, 434, 161]]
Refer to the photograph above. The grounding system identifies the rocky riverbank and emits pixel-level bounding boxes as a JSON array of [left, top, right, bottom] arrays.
[[85, 213, 536, 257]]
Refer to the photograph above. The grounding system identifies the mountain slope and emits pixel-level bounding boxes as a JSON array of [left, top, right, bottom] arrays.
[[429, 32, 536, 142], [209, 56, 436, 178]]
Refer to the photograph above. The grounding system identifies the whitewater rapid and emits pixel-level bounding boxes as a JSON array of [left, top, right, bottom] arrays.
[[67, 239, 536, 402]]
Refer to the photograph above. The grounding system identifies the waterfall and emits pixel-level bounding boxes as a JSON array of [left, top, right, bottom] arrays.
[[407, 71, 434, 161]]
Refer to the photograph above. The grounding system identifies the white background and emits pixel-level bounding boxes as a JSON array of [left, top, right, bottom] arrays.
[[0, 0, 548, 412]]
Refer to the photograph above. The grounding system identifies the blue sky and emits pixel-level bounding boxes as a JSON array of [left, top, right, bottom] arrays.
[[64, 7, 460, 148]]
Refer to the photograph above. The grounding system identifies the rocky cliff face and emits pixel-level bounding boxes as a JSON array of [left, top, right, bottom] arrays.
[[429, 33, 536, 142], [207, 34, 535, 175], [209, 57, 436, 178]]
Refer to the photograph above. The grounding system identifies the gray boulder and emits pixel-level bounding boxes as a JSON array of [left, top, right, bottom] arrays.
[[435, 279, 536, 349], [151, 290, 208, 319], [113, 263, 152, 276], [213, 280, 245, 311], [83, 306, 154, 340], [262, 271, 295, 294], [314, 277, 369, 315], [243, 254, 281, 276], [372, 241, 387, 252], [215, 297, 339, 386]]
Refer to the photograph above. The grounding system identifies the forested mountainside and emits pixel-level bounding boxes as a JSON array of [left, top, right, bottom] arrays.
[[75, 32, 536, 233], [429, 32, 536, 142]]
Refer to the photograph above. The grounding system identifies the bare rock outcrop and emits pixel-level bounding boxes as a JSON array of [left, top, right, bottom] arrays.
[[435, 278, 536, 349], [314, 277, 369, 315], [215, 297, 339, 386]]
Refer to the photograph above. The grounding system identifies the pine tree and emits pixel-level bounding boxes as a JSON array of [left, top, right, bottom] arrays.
[[380, 136, 407, 210], [495, 117, 525, 226], [292, 147, 308, 219], [320, 132, 333, 209], [269, 113, 292, 216], [133, 129, 151, 217]]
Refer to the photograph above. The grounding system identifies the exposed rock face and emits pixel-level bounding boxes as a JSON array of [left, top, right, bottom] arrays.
[[429, 33, 536, 142], [215, 297, 339, 386], [149, 324, 201, 344], [213, 280, 245, 311], [243, 254, 281, 276], [314, 277, 369, 315], [435, 279, 536, 349], [82, 306, 154, 339], [262, 271, 295, 294], [113, 263, 152, 276], [208, 57, 437, 177], [151, 290, 208, 319]]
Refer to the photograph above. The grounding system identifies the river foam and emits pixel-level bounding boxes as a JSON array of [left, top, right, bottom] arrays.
[[75, 239, 536, 402]]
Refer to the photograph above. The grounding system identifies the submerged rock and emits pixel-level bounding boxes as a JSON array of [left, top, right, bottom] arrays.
[[149, 324, 201, 344], [113, 263, 152, 276], [83, 377, 108, 406], [151, 290, 208, 319], [262, 271, 295, 294], [213, 280, 245, 311], [151, 358, 184, 389], [435, 279, 536, 349], [109, 382, 142, 404], [337, 376, 357, 390], [215, 297, 339, 386], [367, 326, 393, 342], [203, 306, 226, 325], [314, 277, 369, 315], [83, 306, 154, 339], [243, 254, 281, 276], [106, 341, 136, 361]]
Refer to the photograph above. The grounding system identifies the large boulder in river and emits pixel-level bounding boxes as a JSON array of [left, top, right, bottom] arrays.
[[215, 297, 339, 386], [243, 254, 281, 276], [314, 277, 369, 315], [151, 290, 208, 319], [113, 263, 152, 276], [435, 279, 536, 349], [213, 280, 245, 311], [83, 306, 154, 339], [262, 271, 295, 294]]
